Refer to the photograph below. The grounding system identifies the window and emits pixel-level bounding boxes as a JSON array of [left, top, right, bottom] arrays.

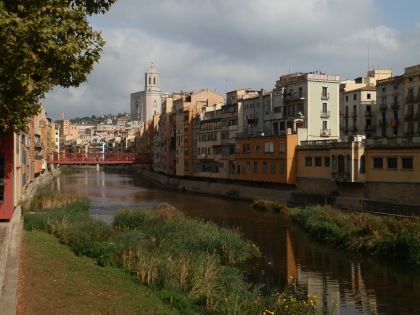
[[402, 157, 413, 170], [153, 77, 156, 85], [345, 95, 349, 102], [360, 155, 365, 174], [271, 161, 276, 175], [305, 157, 312, 167], [0, 154, 4, 202], [324, 157, 330, 167], [322, 103, 328, 113], [367, 93, 371, 99], [373, 157, 383, 169], [149, 77, 151, 85], [262, 161, 267, 174], [246, 162, 251, 174], [322, 87, 328, 98], [279, 160, 285, 175], [264, 142, 274, 153], [253, 161, 258, 174], [256, 145, 261, 152], [322, 121, 328, 130], [315, 157, 322, 167], [354, 94, 357, 100], [279, 142, 285, 152], [387, 157, 398, 169]]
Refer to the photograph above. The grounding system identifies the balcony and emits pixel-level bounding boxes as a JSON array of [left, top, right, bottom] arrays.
[[320, 111, 330, 118], [321, 92, 330, 100], [379, 103, 387, 111], [283, 92, 305, 103], [350, 126, 358, 133], [364, 125, 375, 132], [320, 129, 331, 137], [391, 103, 400, 110], [405, 112, 414, 121], [364, 111, 373, 117], [343, 112, 349, 118], [351, 111, 357, 118], [407, 95, 415, 103]]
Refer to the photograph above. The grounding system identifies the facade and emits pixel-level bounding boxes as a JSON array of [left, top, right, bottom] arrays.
[[242, 90, 274, 137], [233, 135, 298, 184], [175, 90, 224, 176], [273, 72, 340, 141], [193, 103, 223, 178], [403, 64, 420, 137], [130, 63, 161, 124]]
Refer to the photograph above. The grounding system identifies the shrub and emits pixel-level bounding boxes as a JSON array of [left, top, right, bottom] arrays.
[[252, 200, 289, 214]]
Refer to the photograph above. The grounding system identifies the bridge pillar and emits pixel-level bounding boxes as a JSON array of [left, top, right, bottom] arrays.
[[96, 163, 100, 172]]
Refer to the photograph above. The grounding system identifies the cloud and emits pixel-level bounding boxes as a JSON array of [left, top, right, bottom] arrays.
[[42, 0, 420, 119]]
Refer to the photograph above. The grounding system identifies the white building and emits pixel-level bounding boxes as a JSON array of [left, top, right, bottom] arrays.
[[130, 63, 161, 124], [273, 72, 340, 141]]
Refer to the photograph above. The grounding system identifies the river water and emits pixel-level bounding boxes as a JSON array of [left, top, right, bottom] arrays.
[[50, 169, 420, 315]]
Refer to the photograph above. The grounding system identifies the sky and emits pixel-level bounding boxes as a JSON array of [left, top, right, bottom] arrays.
[[42, 0, 420, 120]]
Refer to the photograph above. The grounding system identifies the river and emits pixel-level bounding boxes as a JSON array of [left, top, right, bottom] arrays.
[[49, 168, 420, 315]]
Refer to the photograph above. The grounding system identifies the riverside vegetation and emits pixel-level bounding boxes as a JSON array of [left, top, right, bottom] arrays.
[[23, 192, 318, 315], [253, 200, 420, 265]]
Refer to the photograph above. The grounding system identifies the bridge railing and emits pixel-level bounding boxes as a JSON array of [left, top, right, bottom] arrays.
[[47, 152, 150, 164]]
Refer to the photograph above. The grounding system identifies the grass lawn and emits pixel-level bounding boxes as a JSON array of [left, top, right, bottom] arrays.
[[17, 230, 179, 315]]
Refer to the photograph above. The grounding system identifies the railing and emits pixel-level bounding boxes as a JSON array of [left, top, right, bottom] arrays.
[[391, 103, 400, 110], [379, 103, 387, 111], [320, 129, 331, 137], [365, 111, 373, 117], [351, 111, 357, 118], [283, 92, 305, 103], [47, 152, 149, 165], [320, 111, 330, 118], [321, 92, 330, 100]]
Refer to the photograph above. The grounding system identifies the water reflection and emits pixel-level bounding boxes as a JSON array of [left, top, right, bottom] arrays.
[[50, 169, 420, 315]]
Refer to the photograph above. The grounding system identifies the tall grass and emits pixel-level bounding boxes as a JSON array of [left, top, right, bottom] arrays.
[[286, 205, 420, 265], [24, 192, 318, 314]]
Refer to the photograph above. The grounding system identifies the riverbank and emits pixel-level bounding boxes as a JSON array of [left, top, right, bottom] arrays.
[[0, 167, 60, 314], [22, 193, 318, 314], [133, 167, 420, 216], [17, 230, 178, 315], [253, 200, 420, 265]]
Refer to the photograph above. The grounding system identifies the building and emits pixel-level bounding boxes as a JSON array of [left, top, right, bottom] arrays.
[[273, 72, 340, 141], [242, 90, 274, 137], [403, 64, 420, 137], [193, 103, 223, 178], [175, 90, 224, 177], [233, 135, 298, 184], [130, 63, 161, 124], [340, 70, 392, 139]]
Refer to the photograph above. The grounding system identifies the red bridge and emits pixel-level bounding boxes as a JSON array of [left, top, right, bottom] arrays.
[[47, 152, 150, 165]]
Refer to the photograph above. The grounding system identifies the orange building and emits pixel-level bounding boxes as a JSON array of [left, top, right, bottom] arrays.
[[233, 135, 298, 184]]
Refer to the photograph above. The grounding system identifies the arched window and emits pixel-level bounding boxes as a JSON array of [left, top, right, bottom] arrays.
[[149, 77, 151, 85], [153, 77, 156, 85]]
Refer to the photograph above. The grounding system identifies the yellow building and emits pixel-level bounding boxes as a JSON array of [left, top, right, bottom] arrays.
[[233, 135, 298, 184]]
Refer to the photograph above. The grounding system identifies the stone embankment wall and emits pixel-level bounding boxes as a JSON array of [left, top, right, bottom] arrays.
[[136, 167, 420, 216], [0, 167, 60, 312]]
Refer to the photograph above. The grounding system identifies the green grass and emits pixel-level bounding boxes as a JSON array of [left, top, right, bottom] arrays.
[[23, 193, 319, 315], [19, 230, 179, 315], [285, 205, 420, 265]]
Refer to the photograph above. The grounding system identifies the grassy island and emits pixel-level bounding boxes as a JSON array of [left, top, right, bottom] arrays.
[[253, 200, 420, 265]]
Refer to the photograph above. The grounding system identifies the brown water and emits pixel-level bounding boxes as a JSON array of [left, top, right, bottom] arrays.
[[50, 169, 420, 315]]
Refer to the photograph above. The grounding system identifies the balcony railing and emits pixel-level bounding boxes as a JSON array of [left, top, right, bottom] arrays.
[[320, 129, 331, 137], [320, 111, 330, 118], [321, 93, 330, 100], [364, 125, 375, 132], [344, 112, 349, 118], [391, 103, 400, 110], [351, 126, 358, 132], [379, 103, 387, 111], [351, 111, 357, 118], [283, 92, 305, 103], [365, 111, 373, 117]]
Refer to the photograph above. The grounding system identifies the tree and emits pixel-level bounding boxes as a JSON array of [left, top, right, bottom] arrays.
[[0, 0, 116, 132]]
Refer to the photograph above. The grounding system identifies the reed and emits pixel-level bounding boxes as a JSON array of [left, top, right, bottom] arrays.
[[24, 194, 318, 314]]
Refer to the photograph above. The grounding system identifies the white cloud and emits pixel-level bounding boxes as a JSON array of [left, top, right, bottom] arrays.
[[42, 0, 420, 119]]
